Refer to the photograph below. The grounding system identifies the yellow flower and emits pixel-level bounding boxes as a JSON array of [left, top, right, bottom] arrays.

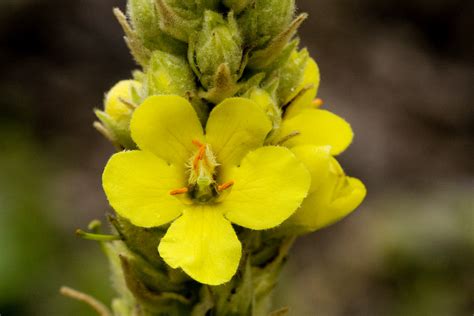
[[269, 95, 366, 233], [102, 95, 310, 285]]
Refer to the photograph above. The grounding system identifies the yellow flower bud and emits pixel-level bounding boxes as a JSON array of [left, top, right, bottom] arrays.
[[104, 80, 142, 124]]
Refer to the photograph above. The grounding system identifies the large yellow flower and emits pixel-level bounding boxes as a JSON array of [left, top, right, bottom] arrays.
[[102, 95, 310, 285]]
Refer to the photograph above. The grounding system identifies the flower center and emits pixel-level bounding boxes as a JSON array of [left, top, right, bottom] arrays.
[[170, 139, 234, 203]]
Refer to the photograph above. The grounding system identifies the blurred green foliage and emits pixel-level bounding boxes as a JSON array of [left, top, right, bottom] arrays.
[[0, 126, 113, 315]]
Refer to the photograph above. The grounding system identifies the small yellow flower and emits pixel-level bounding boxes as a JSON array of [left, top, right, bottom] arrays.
[[102, 95, 310, 285]]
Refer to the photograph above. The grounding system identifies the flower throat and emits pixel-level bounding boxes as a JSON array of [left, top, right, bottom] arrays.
[[170, 140, 234, 203]]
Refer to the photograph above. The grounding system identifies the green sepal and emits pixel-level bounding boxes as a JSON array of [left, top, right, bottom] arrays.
[[223, 0, 252, 14], [127, 0, 187, 56], [198, 63, 240, 104], [225, 257, 254, 315], [276, 47, 309, 104], [109, 215, 167, 269], [251, 238, 294, 314], [238, 0, 295, 47], [120, 253, 185, 293], [114, 8, 151, 67], [94, 109, 136, 150], [119, 255, 192, 314], [102, 241, 135, 305], [236, 72, 266, 95], [258, 39, 299, 74], [145, 50, 197, 97], [247, 13, 307, 70], [155, 0, 204, 42]]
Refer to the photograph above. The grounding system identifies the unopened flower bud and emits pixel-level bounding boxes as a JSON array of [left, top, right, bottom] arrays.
[[145, 51, 208, 122], [146, 51, 196, 96], [223, 0, 252, 14], [192, 11, 243, 90], [238, 0, 295, 47], [104, 80, 142, 123], [284, 55, 321, 118], [95, 80, 142, 149], [278, 49, 312, 105], [127, 0, 186, 55], [155, 0, 219, 42]]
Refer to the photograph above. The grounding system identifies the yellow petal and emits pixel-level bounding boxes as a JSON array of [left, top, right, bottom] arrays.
[[283, 86, 317, 119], [291, 145, 332, 194], [276, 109, 353, 155], [102, 151, 185, 228], [221, 146, 311, 230], [130, 95, 204, 166], [205, 98, 272, 168], [286, 158, 366, 233], [303, 57, 320, 95], [158, 206, 241, 285]]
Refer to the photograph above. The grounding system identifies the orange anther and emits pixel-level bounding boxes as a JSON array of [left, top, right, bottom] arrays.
[[312, 98, 324, 108], [193, 145, 206, 170], [218, 180, 235, 192], [192, 139, 204, 147], [170, 187, 189, 196], [197, 145, 206, 160]]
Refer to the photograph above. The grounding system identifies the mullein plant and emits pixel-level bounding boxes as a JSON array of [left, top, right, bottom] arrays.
[[62, 0, 366, 315]]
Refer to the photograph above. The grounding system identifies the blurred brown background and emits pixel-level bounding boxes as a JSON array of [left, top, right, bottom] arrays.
[[0, 0, 472, 315]]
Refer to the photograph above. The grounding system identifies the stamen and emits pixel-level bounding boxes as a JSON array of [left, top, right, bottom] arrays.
[[313, 98, 324, 108], [193, 145, 206, 170], [218, 180, 235, 192], [170, 187, 189, 195], [276, 130, 301, 145], [118, 97, 137, 110], [192, 139, 204, 147]]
